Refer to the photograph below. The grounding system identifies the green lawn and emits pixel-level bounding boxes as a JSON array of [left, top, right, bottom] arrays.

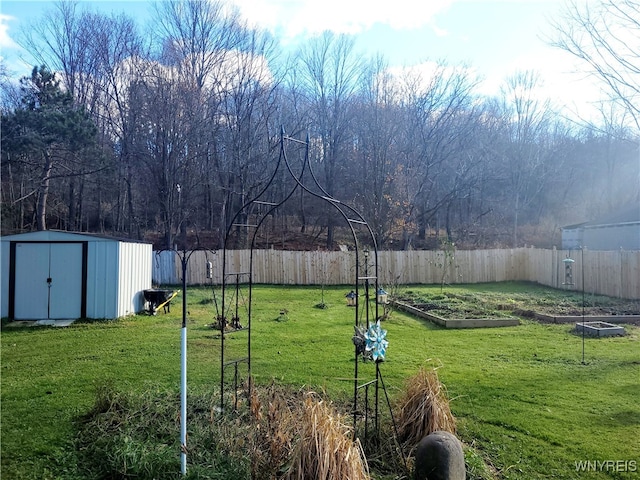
[[1, 283, 639, 479]]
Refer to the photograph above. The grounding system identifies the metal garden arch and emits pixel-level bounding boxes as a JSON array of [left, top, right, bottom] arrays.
[[219, 127, 385, 439]]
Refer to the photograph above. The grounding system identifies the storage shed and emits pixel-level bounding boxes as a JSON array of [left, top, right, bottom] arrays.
[[1, 231, 152, 320], [561, 205, 640, 251]]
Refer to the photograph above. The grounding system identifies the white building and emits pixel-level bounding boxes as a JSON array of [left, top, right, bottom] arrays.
[[1, 231, 151, 320], [561, 205, 640, 251]]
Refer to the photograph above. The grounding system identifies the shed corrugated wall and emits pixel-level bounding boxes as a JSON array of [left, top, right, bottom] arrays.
[[117, 241, 152, 317], [86, 240, 119, 319], [1, 240, 10, 317]]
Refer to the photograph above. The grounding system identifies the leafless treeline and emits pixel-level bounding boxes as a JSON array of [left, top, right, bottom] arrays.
[[1, 0, 638, 250]]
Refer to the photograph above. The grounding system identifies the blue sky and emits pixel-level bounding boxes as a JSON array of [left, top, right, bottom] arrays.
[[0, 0, 604, 119]]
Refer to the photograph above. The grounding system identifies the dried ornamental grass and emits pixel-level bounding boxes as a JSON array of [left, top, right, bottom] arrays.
[[284, 394, 370, 480], [250, 386, 297, 479], [395, 366, 456, 452]]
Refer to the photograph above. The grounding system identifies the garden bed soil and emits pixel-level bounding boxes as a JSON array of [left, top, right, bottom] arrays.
[[515, 309, 640, 325], [394, 287, 640, 326], [392, 301, 520, 329]]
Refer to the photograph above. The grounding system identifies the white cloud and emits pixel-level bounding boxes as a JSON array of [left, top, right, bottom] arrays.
[[476, 46, 607, 122], [230, 0, 453, 39], [0, 13, 33, 79], [0, 14, 19, 50]]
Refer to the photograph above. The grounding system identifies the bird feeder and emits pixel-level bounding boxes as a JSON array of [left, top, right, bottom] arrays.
[[376, 288, 389, 305], [345, 290, 357, 307], [206, 261, 213, 279], [563, 257, 575, 287]]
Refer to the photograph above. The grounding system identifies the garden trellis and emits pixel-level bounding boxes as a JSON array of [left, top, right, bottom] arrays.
[[219, 127, 390, 442]]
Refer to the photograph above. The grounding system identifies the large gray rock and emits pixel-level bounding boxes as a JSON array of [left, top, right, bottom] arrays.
[[414, 431, 465, 480]]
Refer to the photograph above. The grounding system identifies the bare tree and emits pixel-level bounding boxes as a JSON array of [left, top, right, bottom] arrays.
[[396, 61, 481, 249], [493, 70, 556, 247], [144, 0, 279, 249], [569, 116, 639, 217], [89, 15, 145, 235], [351, 55, 403, 247], [128, 66, 190, 248], [153, 0, 242, 90], [213, 30, 281, 248], [0, 62, 22, 112], [296, 32, 363, 248], [15, 1, 148, 234], [154, 0, 234, 247], [551, 0, 640, 129], [19, 1, 102, 109]]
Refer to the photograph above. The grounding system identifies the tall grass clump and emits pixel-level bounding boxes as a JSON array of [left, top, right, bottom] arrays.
[[75, 383, 181, 479], [395, 366, 456, 454], [284, 393, 370, 480], [249, 384, 297, 479], [75, 382, 371, 480], [75, 383, 251, 479]]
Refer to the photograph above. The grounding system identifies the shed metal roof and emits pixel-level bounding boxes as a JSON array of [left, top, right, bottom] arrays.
[[562, 204, 640, 230], [1, 230, 151, 244]]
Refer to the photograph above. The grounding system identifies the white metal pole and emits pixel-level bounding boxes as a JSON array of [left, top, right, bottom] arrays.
[[181, 324, 187, 474], [180, 254, 188, 475]]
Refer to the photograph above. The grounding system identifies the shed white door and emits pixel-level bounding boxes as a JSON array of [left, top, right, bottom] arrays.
[[14, 242, 83, 320]]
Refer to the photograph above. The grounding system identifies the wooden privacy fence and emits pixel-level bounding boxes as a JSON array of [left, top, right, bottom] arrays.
[[152, 247, 640, 300]]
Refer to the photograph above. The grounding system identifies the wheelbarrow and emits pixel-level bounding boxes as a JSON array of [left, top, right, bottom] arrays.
[[144, 289, 178, 315]]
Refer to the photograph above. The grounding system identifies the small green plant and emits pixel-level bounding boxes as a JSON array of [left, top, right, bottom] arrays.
[[313, 251, 339, 312], [437, 238, 458, 292]]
